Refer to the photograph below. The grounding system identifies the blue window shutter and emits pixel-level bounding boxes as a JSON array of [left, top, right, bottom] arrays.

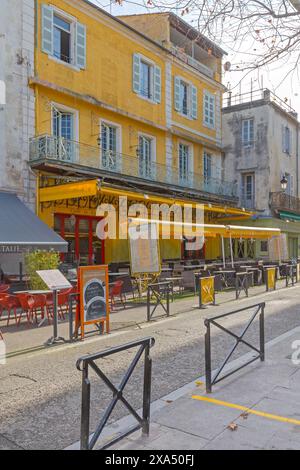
[[133, 54, 141, 94], [174, 76, 181, 111], [76, 22, 86, 69], [154, 65, 161, 103], [191, 85, 198, 119], [41, 4, 53, 55]]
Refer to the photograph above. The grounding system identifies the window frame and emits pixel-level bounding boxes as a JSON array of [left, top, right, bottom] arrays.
[[99, 119, 122, 171], [283, 125, 291, 155], [51, 102, 79, 161], [203, 90, 216, 129], [178, 142, 191, 183], [203, 151, 212, 183], [138, 132, 156, 179], [242, 118, 254, 147], [43, 6, 80, 70]]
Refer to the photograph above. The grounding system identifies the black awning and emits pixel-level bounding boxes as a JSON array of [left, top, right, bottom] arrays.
[[0, 192, 68, 253]]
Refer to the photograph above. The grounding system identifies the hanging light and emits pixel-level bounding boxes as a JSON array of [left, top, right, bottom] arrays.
[[280, 174, 288, 191], [97, 136, 101, 148]]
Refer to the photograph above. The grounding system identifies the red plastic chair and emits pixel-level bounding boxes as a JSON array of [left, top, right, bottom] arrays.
[[57, 288, 73, 319], [0, 295, 21, 326], [15, 293, 35, 326], [109, 281, 125, 311], [30, 294, 49, 324], [0, 285, 10, 293]]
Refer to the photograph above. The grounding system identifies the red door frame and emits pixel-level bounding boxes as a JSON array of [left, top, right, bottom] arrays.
[[55, 213, 105, 264]]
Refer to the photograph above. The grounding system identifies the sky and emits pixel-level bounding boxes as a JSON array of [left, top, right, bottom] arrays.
[[90, 0, 300, 115]]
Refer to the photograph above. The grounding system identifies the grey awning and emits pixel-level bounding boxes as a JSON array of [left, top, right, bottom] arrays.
[[0, 192, 68, 252]]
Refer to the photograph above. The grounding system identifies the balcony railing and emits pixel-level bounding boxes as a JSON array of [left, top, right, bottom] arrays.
[[29, 135, 237, 199], [170, 46, 214, 79], [270, 191, 300, 215]]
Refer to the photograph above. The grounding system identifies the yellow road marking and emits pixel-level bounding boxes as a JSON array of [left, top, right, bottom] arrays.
[[192, 395, 300, 426]]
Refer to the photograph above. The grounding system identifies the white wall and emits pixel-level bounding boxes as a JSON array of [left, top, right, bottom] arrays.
[[0, 0, 36, 210]]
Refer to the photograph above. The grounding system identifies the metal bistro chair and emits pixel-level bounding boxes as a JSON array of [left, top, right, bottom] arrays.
[[109, 280, 125, 311]]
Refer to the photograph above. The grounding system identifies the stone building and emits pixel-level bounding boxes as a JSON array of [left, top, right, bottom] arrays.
[[0, 0, 36, 210], [222, 89, 300, 259]]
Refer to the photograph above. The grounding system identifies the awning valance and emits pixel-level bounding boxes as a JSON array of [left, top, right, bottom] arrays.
[[0, 193, 68, 252], [128, 218, 281, 240]]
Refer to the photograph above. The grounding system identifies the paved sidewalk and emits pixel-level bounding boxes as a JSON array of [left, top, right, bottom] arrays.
[[87, 326, 300, 450], [1, 280, 285, 356]]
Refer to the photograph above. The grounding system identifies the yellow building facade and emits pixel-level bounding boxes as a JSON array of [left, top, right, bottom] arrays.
[[29, 0, 248, 265]]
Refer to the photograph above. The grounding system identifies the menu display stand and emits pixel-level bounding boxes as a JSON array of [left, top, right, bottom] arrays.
[[37, 270, 72, 346]]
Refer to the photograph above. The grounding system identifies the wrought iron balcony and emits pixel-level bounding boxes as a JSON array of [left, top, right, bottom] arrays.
[[29, 135, 237, 199], [270, 191, 300, 215]]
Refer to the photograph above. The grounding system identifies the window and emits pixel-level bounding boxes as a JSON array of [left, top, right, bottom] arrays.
[[42, 4, 86, 69], [180, 81, 189, 116], [203, 152, 212, 183], [203, 91, 215, 128], [52, 108, 75, 161], [53, 14, 71, 63], [132, 54, 161, 103], [286, 173, 294, 196], [179, 143, 190, 182], [242, 173, 255, 208], [282, 126, 291, 154], [242, 119, 254, 146], [140, 60, 152, 99], [260, 241, 268, 253], [174, 77, 198, 120], [101, 122, 120, 171], [139, 135, 154, 179]]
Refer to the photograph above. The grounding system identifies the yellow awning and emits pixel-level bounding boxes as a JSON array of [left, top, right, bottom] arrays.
[[39, 179, 253, 219]]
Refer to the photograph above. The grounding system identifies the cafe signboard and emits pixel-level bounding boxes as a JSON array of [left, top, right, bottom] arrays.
[[77, 265, 110, 339]]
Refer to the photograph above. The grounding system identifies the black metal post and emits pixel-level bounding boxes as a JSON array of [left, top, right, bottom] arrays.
[[166, 284, 170, 317], [259, 304, 265, 362], [147, 287, 151, 322], [205, 320, 212, 393], [142, 343, 152, 436], [45, 289, 65, 346], [80, 361, 91, 450]]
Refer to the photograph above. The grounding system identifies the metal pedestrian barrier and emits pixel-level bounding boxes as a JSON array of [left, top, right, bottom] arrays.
[[204, 302, 265, 393], [77, 337, 155, 450], [147, 282, 171, 321], [286, 265, 296, 287], [235, 272, 249, 299]]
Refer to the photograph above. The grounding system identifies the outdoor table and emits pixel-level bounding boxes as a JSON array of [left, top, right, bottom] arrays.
[[184, 265, 204, 270], [14, 290, 54, 328], [14, 290, 53, 295]]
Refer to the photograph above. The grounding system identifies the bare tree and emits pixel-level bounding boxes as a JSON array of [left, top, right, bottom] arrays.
[[111, 0, 300, 73]]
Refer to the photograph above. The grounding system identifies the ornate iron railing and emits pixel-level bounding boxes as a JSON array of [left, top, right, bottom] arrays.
[[29, 135, 238, 198], [270, 191, 300, 215]]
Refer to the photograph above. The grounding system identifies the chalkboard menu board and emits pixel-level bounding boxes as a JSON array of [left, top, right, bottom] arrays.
[[78, 265, 110, 338]]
